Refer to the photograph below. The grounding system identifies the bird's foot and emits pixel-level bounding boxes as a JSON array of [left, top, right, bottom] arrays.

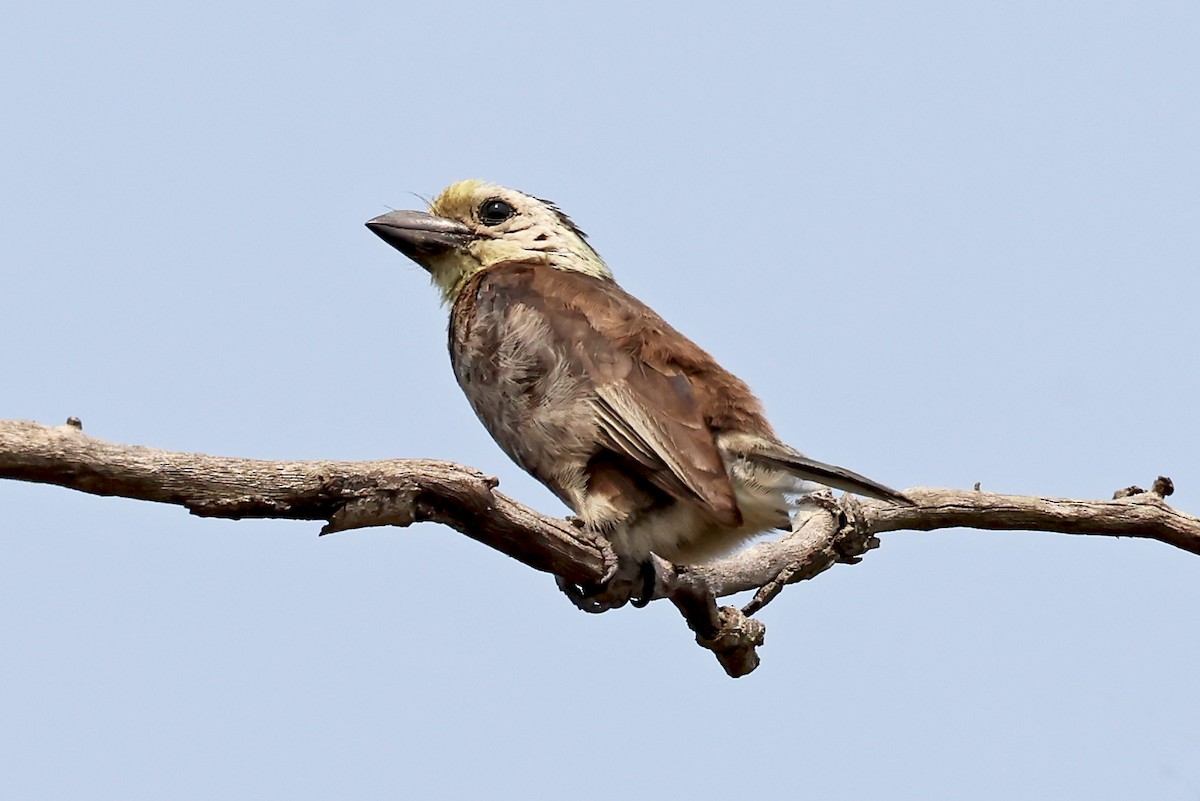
[[556, 558, 658, 613]]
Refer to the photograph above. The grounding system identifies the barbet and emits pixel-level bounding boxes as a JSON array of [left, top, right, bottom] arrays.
[[367, 180, 908, 608]]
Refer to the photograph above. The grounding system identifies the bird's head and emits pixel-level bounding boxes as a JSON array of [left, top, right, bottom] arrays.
[[367, 179, 611, 302]]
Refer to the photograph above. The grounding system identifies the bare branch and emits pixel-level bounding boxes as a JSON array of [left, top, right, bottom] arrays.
[[3, 418, 1197, 678], [685, 484, 1200, 605], [0, 419, 605, 584]]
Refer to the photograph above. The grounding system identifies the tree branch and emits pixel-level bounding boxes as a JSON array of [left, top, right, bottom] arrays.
[[3, 418, 1196, 678], [0, 419, 606, 583]]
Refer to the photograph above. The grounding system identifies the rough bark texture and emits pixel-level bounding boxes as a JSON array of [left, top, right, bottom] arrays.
[[3, 418, 1197, 677]]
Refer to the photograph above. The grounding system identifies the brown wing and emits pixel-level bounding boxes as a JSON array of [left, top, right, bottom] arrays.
[[469, 263, 743, 528]]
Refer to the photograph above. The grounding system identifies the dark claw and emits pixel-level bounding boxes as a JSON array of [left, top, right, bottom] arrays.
[[555, 556, 659, 612], [555, 575, 628, 613], [630, 559, 657, 608]]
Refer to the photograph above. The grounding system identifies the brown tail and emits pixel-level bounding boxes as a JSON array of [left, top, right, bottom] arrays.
[[751, 448, 913, 505]]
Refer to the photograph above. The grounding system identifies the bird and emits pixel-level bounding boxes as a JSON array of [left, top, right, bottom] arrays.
[[366, 180, 908, 609]]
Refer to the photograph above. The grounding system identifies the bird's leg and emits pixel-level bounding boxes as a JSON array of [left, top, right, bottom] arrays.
[[555, 555, 658, 613]]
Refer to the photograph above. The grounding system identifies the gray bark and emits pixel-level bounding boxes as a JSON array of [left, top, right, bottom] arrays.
[[3, 418, 1195, 677]]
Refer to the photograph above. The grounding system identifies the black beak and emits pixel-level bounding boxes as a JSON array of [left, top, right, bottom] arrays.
[[365, 210, 471, 267]]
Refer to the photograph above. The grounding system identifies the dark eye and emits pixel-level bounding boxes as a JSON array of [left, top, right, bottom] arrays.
[[478, 198, 515, 226]]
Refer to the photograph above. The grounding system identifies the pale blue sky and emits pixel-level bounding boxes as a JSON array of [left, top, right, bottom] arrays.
[[3, 1, 1198, 798]]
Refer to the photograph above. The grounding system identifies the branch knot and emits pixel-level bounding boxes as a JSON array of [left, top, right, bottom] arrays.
[[695, 606, 766, 678]]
